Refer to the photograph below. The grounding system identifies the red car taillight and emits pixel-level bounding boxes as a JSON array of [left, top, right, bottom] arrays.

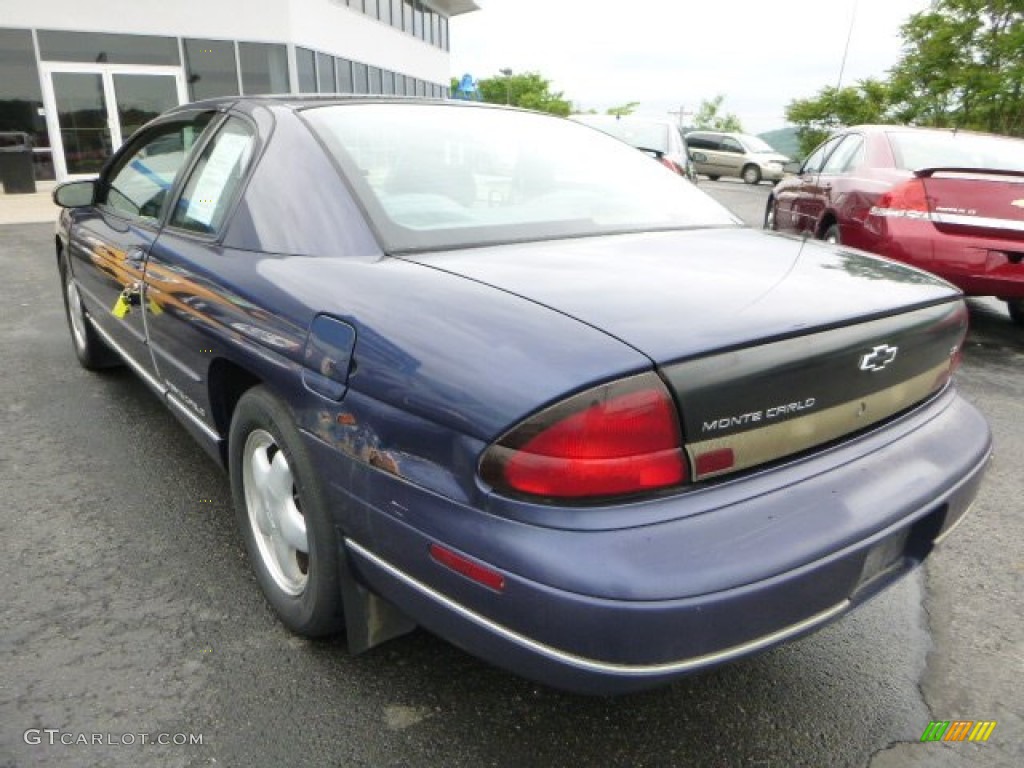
[[480, 373, 688, 500], [873, 178, 931, 216], [659, 157, 685, 176]]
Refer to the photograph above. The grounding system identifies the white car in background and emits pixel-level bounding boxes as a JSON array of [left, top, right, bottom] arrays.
[[571, 114, 699, 183], [685, 130, 790, 184]]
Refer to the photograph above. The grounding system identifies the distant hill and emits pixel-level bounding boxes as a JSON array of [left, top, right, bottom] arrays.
[[758, 127, 800, 160]]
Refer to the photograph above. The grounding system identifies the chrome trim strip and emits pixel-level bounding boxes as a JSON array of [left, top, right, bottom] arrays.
[[166, 392, 221, 443], [344, 538, 850, 677], [88, 315, 221, 444], [931, 212, 1024, 233], [934, 501, 976, 546], [87, 316, 167, 396], [686, 361, 950, 481]]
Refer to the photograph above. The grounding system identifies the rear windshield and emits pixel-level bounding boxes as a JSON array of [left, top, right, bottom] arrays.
[[887, 130, 1024, 172], [572, 116, 671, 153], [303, 104, 738, 253]]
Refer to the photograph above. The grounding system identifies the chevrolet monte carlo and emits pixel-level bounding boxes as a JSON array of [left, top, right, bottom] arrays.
[[53, 98, 992, 694]]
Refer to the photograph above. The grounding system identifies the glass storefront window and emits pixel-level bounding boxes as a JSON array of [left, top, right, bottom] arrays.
[[183, 38, 239, 101], [381, 70, 394, 95], [238, 42, 289, 95], [297, 47, 317, 93], [0, 28, 51, 177], [402, 1, 415, 34], [51, 71, 111, 175], [318, 53, 337, 93], [38, 30, 179, 66], [352, 62, 368, 95], [113, 73, 181, 140], [336, 58, 354, 94], [368, 66, 382, 95]]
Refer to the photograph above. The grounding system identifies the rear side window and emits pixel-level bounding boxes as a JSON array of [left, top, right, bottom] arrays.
[[719, 137, 743, 153], [686, 133, 717, 150], [101, 113, 215, 222], [170, 117, 256, 234]]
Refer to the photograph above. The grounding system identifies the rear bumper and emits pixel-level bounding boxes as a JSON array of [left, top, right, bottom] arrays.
[[866, 217, 1024, 298], [313, 388, 991, 694]]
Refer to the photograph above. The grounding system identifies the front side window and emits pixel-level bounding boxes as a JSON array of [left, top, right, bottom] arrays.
[[170, 117, 256, 234], [802, 135, 843, 174], [303, 104, 739, 253], [719, 137, 743, 153], [101, 113, 215, 222]]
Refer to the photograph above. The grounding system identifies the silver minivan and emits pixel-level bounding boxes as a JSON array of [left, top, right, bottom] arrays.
[[685, 131, 790, 184]]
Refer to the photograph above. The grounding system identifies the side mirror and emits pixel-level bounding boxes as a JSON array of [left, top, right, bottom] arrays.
[[783, 161, 803, 175], [53, 179, 97, 208]]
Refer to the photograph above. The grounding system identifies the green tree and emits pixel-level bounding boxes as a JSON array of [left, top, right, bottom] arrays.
[[784, 0, 1024, 145], [605, 101, 640, 116], [785, 79, 892, 155], [472, 71, 572, 116], [692, 95, 743, 132], [888, 0, 1024, 135]]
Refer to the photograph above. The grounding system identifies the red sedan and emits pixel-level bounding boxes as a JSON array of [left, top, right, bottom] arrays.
[[766, 125, 1024, 325]]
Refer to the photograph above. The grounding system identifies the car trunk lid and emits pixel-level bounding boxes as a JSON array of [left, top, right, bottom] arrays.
[[917, 167, 1024, 241], [402, 227, 966, 479]]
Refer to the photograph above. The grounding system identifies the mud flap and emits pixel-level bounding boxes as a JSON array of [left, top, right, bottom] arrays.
[[338, 544, 417, 654]]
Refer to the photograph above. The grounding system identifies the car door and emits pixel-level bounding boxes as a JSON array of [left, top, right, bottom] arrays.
[[716, 137, 745, 177], [67, 112, 216, 372], [777, 135, 843, 235], [142, 114, 260, 444], [686, 133, 715, 176], [814, 133, 866, 239]]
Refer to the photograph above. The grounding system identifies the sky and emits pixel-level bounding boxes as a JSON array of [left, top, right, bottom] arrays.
[[449, 0, 932, 134]]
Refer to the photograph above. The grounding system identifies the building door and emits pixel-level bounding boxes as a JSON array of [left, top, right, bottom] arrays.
[[41, 64, 186, 179]]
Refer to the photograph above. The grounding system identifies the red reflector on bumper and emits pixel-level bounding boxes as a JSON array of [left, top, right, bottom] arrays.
[[429, 544, 506, 592], [695, 448, 736, 477]]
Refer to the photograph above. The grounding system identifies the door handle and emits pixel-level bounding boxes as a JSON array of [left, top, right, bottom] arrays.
[[124, 246, 147, 267]]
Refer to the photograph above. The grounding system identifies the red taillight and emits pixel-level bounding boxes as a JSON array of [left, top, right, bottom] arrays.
[[875, 178, 930, 214], [659, 157, 684, 175], [480, 373, 688, 500]]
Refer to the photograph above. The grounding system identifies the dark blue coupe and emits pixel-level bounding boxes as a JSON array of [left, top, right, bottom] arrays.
[[53, 97, 992, 694]]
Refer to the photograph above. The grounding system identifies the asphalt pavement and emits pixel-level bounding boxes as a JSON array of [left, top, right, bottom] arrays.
[[1, 182, 1021, 767]]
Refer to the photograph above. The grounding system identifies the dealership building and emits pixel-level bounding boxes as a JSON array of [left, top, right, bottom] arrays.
[[0, 0, 477, 180]]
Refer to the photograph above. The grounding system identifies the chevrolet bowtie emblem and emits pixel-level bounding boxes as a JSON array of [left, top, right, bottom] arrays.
[[859, 344, 899, 372]]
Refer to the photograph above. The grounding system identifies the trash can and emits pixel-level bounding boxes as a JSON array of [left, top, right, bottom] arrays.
[[0, 132, 37, 194]]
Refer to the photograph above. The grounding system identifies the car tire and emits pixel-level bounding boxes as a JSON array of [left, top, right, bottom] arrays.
[[58, 249, 121, 370], [229, 386, 344, 637], [706, 174, 720, 181], [823, 224, 841, 245], [764, 198, 777, 230], [1008, 298, 1024, 326], [742, 165, 762, 185]]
